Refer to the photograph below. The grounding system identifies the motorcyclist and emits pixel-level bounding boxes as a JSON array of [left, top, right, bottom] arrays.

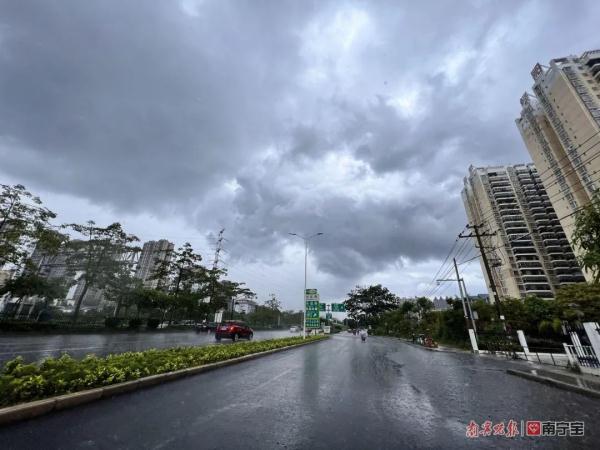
[[359, 328, 368, 342]]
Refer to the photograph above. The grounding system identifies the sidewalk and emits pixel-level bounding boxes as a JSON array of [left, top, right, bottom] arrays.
[[506, 366, 600, 399], [386, 334, 600, 398]]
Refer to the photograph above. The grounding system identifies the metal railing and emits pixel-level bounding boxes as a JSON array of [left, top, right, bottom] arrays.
[[565, 344, 600, 368]]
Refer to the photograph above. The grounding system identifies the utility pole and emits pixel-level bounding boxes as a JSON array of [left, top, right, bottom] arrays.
[[461, 278, 477, 332], [452, 257, 471, 331], [209, 228, 225, 310], [459, 224, 502, 319], [453, 258, 477, 333]]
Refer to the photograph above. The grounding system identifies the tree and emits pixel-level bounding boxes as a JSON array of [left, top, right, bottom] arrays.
[[264, 293, 281, 311], [0, 273, 68, 317], [555, 283, 600, 323], [0, 184, 56, 267], [104, 267, 143, 318], [344, 284, 399, 325], [63, 221, 139, 322], [27, 228, 70, 274], [150, 243, 211, 322], [572, 191, 600, 283]]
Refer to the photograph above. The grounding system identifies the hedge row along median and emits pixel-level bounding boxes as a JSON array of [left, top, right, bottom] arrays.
[[0, 335, 327, 408]]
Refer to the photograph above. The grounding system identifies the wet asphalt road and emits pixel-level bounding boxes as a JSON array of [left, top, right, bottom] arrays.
[[0, 330, 290, 366], [1, 334, 599, 449]]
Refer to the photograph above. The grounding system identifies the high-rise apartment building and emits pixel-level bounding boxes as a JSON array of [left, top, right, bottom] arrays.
[[135, 239, 174, 288], [462, 164, 585, 300], [516, 50, 600, 281]]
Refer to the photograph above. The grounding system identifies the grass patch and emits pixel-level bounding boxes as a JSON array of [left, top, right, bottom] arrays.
[[0, 335, 327, 407]]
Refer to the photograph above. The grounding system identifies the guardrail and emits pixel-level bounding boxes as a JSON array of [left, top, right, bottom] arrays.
[[516, 347, 570, 368], [564, 344, 600, 368]]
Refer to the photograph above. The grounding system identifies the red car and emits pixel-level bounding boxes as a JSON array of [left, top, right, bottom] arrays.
[[215, 321, 254, 341]]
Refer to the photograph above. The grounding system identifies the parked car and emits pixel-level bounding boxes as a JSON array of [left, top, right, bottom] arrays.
[[289, 326, 300, 333], [215, 321, 253, 341]]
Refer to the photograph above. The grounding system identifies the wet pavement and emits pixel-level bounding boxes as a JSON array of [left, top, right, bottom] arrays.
[[0, 329, 290, 366], [1, 334, 599, 449]]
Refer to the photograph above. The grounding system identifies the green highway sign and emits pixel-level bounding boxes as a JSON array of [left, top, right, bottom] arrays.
[[331, 303, 346, 312], [305, 318, 320, 328], [305, 289, 321, 329], [305, 300, 320, 310], [319, 303, 326, 311], [326, 312, 332, 320]]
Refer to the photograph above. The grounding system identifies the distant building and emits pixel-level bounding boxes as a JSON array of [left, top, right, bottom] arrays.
[[468, 293, 489, 303], [28, 239, 134, 311], [462, 164, 585, 300], [432, 297, 452, 311], [135, 240, 174, 288], [234, 297, 258, 314], [516, 50, 600, 282]]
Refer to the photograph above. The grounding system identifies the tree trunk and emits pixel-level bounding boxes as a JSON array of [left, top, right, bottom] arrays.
[[113, 298, 122, 318], [72, 281, 89, 323]]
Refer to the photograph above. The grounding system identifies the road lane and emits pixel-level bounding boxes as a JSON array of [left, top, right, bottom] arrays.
[[1, 334, 599, 449], [0, 329, 291, 365]]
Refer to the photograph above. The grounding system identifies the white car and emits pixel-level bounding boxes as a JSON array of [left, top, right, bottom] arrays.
[[289, 326, 300, 333]]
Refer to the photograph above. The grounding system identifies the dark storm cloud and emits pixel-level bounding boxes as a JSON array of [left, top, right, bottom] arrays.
[[0, 0, 312, 210], [1, 0, 599, 283]]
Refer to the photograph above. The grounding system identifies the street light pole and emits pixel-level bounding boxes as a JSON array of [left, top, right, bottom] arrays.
[[289, 232, 324, 339]]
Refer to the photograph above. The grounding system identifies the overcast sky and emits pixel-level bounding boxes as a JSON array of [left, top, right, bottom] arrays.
[[1, 0, 598, 310]]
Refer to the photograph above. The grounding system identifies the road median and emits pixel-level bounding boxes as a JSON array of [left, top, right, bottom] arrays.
[[0, 335, 328, 425]]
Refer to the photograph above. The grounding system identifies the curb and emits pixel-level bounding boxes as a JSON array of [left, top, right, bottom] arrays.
[[506, 369, 600, 399], [390, 336, 470, 354], [0, 337, 327, 426]]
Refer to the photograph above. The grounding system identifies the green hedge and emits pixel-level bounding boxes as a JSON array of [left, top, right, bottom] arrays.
[[0, 336, 327, 407]]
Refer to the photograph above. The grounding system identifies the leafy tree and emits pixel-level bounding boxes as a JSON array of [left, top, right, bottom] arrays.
[[415, 297, 433, 315], [63, 221, 139, 322], [554, 283, 600, 323], [150, 243, 213, 322], [264, 294, 281, 311], [0, 273, 68, 317], [0, 184, 56, 267], [572, 191, 600, 283], [344, 284, 399, 325], [104, 267, 143, 318]]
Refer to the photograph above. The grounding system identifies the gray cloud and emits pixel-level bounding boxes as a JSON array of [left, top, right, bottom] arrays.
[[1, 0, 599, 296]]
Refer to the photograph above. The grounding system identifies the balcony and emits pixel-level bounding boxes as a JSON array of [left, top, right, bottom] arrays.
[[490, 180, 509, 188], [505, 227, 529, 235], [543, 238, 560, 246], [521, 274, 549, 283], [532, 212, 549, 220], [494, 191, 514, 199], [500, 208, 521, 216], [518, 261, 543, 269], [512, 246, 537, 255]]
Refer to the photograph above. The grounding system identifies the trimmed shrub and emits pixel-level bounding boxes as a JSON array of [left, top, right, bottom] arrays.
[[104, 317, 121, 329], [0, 335, 328, 407], [128, 318, 142, 330], [146, 318, 160, 330]]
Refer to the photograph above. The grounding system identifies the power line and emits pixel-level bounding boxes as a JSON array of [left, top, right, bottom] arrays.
[[473, 136, 600, 227]]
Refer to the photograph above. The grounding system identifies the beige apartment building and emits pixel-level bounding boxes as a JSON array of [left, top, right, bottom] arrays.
[[462, 164, 584, 301], [135, 239, 174, 288], [516, 50, 600, 281]]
